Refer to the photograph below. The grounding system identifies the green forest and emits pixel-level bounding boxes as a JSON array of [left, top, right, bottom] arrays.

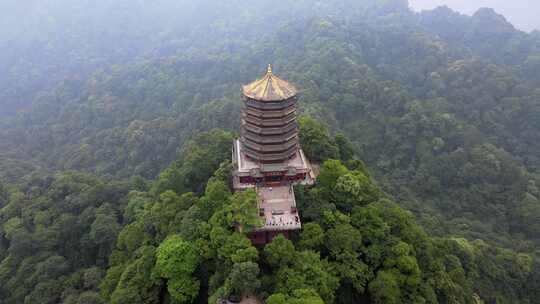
[[1, 0, 540, 303]]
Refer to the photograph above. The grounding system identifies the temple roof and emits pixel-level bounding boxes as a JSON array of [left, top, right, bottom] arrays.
[[243, 65, 297, 101]]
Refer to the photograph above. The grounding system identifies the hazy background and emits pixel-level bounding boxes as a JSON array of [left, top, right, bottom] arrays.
[[409, 0, 540, 32]]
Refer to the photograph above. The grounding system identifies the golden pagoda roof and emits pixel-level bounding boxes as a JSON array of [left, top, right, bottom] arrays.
[[243, 65, 297, 101]]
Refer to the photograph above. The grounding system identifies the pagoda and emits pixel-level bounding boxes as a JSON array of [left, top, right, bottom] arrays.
[[232, 65, 315, 245]]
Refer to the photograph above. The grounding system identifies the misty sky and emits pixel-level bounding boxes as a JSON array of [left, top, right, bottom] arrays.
[[409, 0, 540, 32]]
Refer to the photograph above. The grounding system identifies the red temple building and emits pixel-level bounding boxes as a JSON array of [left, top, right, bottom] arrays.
[[232, 65, 315, 245]]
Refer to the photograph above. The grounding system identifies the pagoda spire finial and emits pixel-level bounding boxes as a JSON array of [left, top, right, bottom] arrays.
[[243, 64, 297, 101]]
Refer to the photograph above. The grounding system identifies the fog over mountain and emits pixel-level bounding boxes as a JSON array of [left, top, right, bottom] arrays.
[[2, 1, 540, 303], [409, 0, 540, 32]]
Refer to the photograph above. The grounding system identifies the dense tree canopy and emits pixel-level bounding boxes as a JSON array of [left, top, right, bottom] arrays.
[[0, 172, 130, 303], [1, 0, 540, 303]]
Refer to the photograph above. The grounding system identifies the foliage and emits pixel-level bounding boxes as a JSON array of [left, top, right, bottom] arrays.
[[1, 0, 540, 303], [267, 289, 325, 304], [298, 116, 339, 162], [2, 1, 539, 254], [0, 172, 129, 303], [154, 235, 200, 303], [225, 189, 263, 233]]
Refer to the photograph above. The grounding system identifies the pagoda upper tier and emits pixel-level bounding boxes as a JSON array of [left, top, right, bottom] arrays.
[[241, 65, 299, 163], [242, 64, 297, 101]]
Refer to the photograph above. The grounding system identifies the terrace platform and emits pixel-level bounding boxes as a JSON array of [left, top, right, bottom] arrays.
[[258, 185, 300, 231]]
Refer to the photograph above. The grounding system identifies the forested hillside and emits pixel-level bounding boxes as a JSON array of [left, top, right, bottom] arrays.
[[2, 126, 538, 303], [1, 0, 540, 303]]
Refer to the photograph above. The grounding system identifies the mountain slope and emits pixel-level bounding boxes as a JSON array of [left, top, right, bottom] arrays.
[[0, 1, 540, 302]]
